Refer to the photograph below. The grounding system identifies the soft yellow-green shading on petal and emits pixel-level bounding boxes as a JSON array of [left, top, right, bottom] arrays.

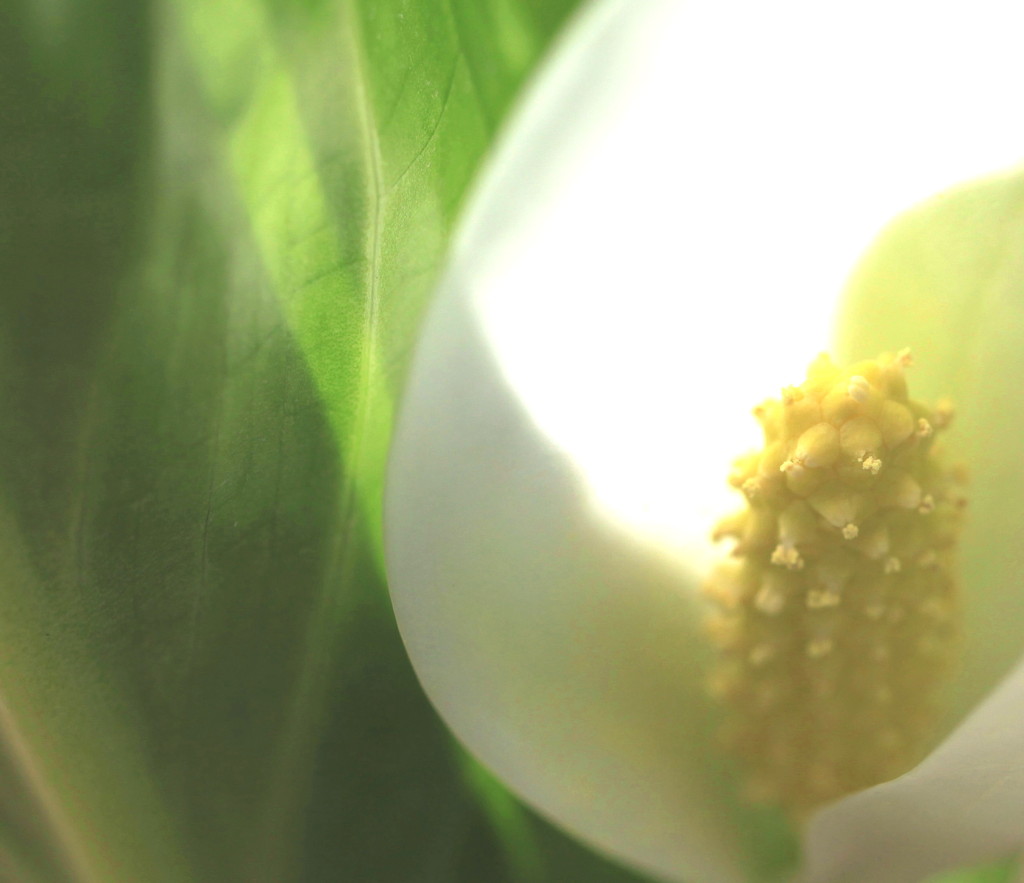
[[836, 168, 1024, 735], [707, 352, 964, 815]]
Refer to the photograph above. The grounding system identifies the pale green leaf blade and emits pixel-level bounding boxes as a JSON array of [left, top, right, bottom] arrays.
[[0, 0, 592, 880]]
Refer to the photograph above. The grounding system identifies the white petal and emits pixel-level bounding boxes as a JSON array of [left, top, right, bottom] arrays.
[[465, 0, 1024, 562], [802, 655, 1024, 883], [387, 1, 813, 878], [834, 171, 1024, 739], [387, 0, 1024, 879], [387, 283, 753, 882]]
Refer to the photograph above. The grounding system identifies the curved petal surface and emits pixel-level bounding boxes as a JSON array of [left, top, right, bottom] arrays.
[[454, 0, 1024, 565], [388, 0, 1024, 880], [803, 655, 1024, 883], [387, 2, 800, 879], [387, 285, 758, 882], [806, 167, 1024, 883], [835, 170, 1024, 731]]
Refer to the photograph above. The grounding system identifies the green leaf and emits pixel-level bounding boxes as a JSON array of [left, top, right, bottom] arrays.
[[926, 858, 1020, 883], [0, 0, 603, 880]]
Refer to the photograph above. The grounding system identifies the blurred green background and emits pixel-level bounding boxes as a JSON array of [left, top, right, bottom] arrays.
[[0, 0, 661, 879]]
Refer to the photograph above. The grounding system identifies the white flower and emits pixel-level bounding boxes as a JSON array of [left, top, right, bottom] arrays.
[[385, 1, 1024, 880]]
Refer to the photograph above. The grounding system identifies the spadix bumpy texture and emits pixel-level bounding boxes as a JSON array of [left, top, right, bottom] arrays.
[[705, 351, 966, 816]]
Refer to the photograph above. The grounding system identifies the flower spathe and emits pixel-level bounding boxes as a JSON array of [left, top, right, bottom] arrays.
[[384, 0, 1024, 880]]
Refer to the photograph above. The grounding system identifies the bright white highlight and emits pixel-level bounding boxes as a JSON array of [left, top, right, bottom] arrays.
[[470, 0, 1024, 569]]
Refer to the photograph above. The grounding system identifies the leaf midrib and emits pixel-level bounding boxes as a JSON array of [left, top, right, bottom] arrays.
[[252, 5, 389, 880]]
